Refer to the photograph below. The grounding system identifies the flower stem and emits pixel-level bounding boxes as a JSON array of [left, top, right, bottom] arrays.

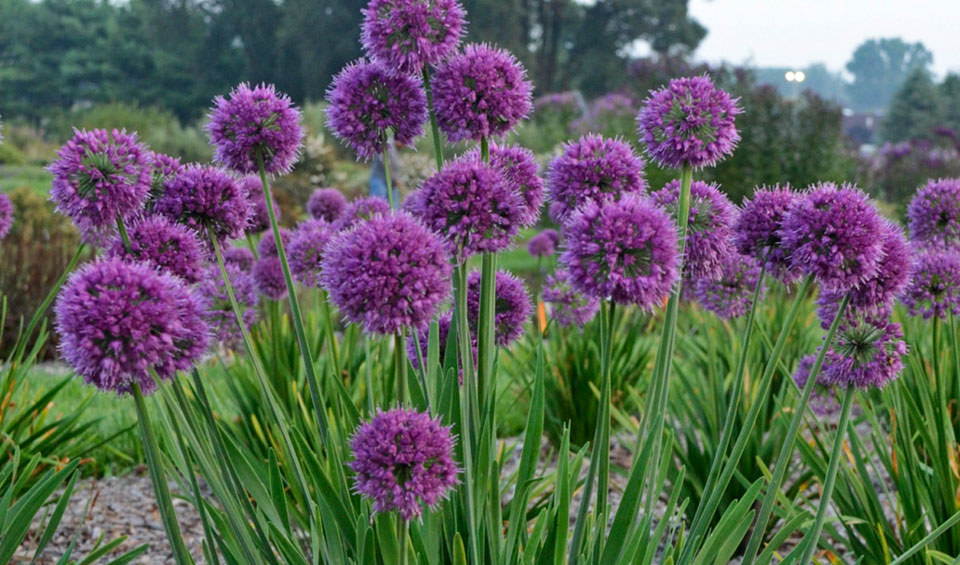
[[116, 214, 132, 252], [383, 144, 395, 211], [363, 336, 375, 416], [453, 263, 480, 565], [395, 330, 408, 405], [133, 380, 194, 565], [398, 517, 409, 565], [796, 384, 856, 564], [740, 293, 851, 565], [422, 65, 445, 170]]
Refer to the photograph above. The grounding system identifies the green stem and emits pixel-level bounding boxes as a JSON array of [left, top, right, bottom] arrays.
[[398, 517, 409, 565], [422, 65, 445, 170], [411, 330, 431, 409], [320, 292, 341, 379], [476, 252, 496, 401], [384, 144, 395, 211], [364, 336, 375, 416], [133, 380, 194, 565], [247, 233, 260, 260], [116, 214, 132, 252], [796, 384, 856, 564], [453, 263, 480, 565], [395, 330, 408, 405], [256, 152, 330, 443], [740, 293, 851, 565]]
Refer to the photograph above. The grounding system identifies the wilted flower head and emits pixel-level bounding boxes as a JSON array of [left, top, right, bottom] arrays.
[[257, 227, 293, 258], [466, 269, 531, 347], [239, 176, 278, 232], [107, 215, 205, 284], [405, 156, 522, 258], [815, 312, 908, 389], [208, 83, 303, 174], [322, 212, 451, 334], [253, 256, 288, 300], [547, 134, 647, 223], [464, 143, 543, 226], [780, 183, 884, 292], [528, 229, 559, 257], [198, 264, 258, 347], [907, 177, 960, 249], [334, 196, 391, 232], [638, 75, 740, 169], [902, 249, 960, 320], [308, 188, 347, 222], [734, 185, 799, 283], [49, 128, 152, 233], [651, 179, 736, 281], [561, 194, 678, 307], [361, 0, 466, 75], [542, 269, 600, 328], [289, 218, 334, 288], [327, 59, 427, 160], [146, 152, 184, 209], [155, 164, 251, 246], [350, 407, 459, 520], [407, 312, 453, 369], [692, 253, 765, 319], [0, 193, 12, 240], [432, 43, 533, 142], [55, 258, 209, 395], [224, 246, 255, 271]]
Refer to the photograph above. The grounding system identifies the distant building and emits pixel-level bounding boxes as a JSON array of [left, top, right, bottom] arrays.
[[843, 110, 882, 145]]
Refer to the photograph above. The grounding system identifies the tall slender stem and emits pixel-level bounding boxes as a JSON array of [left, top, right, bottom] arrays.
[[395, 330, 408, 405], [383, 144, 395, 211], [453, 263, 479, 564], [422, 65, 445, 170], [741, 294, 851, 565], [398, 517, 409, 565], [364, 336, 375, 416], [133, 380, 193, 565], [116, 214, 132, 252], [797, 384, 856, 564]]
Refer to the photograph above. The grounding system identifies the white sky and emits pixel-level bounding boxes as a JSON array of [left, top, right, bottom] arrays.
[[689, 0, 960, 78]]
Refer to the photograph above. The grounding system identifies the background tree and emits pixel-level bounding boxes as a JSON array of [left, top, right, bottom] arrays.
[[845, 37, 933, 112], [941, 74, 960, 134], [882, 67, 943, 142]]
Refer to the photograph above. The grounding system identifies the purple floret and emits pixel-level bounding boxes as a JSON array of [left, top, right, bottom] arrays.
[[308, 188, 348, 222], [464, 143, 543, 226], [155, 164, 251, 247], [239, 176, 279, 233], [0, 193, 12, 239], [107, 215, 205, 284], [197, 264, 258, 348], [528, 229, 559, 258], [907, 178, 960, 250], [288, 218, 334, 288], [902, 249, 960, 320], [692, 253, 765, 320], [361, 0, 466, 75], [253, 256, 288, 301], [542, 269, 600, 328], [466, 269, 531, 347], [334, 196, 391, 232], [224, 246, 255, 271], [733, 185, 800, 284]]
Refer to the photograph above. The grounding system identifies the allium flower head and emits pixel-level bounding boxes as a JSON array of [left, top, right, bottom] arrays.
[[224, 246, 255, 271], [350, 407, 459, 520], [638, 75, 741, 169], [464, 143, 543, 226], [561, 194, 678, 307], [466, 269, 531, 347], [432, 43, 533, 142], [239, 176, 279, 232], [254, 256, 288, 301], [405, 156, 522, 258], [334, 196, 391, 232], [651, 179, 736, 281], [407, 312, 453, 369], [0, 193, 12, 240], [907, 178, 960, 249], [322, 212, 452, 334], [779, 183, 884, 292], [692, 253, 765, 319], [528, 229, 559, 257], [54, 258, 209, 395], [902, 249, 960, 319], [361, 0, 466, 75], [49, 128, 152, 232], [198, 264, 258, 347], [326, 59, 427, 160], [547, 134, 647, 223], [257, 227, 293, 258], [155, 164, 251, 245], [734, 185, 800, 283], [146, 152, 184, 209], [816, 312, 907, 389], [208, 83, 303, 174], [107, 215, 205, 284], [308, 188, 347, 222], [289, 218, 334, 287], [542, 269, 600, 328]]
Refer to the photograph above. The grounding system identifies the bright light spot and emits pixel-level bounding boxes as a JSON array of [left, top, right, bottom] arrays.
[[785, 71, 795, 82], [795, 71, 806, 82]]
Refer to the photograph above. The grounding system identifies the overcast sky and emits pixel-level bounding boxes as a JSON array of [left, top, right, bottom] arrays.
[[688, 0, 960, 77]]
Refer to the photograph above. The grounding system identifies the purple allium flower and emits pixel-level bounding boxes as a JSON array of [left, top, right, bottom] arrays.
[[546, 134, 647, 223], [0, 192, 12, 240], [257, 227, 293, 258], [406, 312, 453, 369], [561, 194, 678, 307], [816, 312, 908, 389], [146, 152, 184, 209], [405, 156, 522, 258], [208, 83, 303, 175], [651, 179, 736, 281], [326, 59, 428, 160], [528, 229, 559, 257], [49, 128, 152, 233], [542, 269, 600, 328], [692, 253, 765, 320], [155, 164, 251, 246], [432, 44, 533, 142], [637, 75, 741, 169], [779, 183, 884, 292], [288, 219, 334, 288], [793, 355, 841, 417], [107, 215, 205, 284], [253, 256, 288, 301], [54, 258, 209, 395], [239, 176, 279, 233], [465, 269, 531, 347], [334, 196, 391, 232], [734, 185, 800, 284], [464, 143, 543, 226], [902, 250, 960, 319], [350, 407, 459, 520], [322, 212, 452, 335], [308, 188, 347, 222], [197, 264, 258, 347], [361, 0, 466, 75], [906, 178, 960, 249], [224, 246, 255, 271]]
